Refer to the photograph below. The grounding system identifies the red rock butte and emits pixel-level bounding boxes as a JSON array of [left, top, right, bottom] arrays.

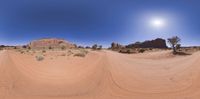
[[28, 38, 76, 49]]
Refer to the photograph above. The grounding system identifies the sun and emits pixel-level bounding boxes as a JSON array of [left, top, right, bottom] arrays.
[[150, 18, 166, 28]]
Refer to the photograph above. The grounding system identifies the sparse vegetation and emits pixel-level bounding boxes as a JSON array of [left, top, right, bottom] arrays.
[[92, 44, 102, 50], [48, 46, 52, 50], [61, 46, 66, 50], [167, 36, 181, 54], [42, 50, 46, 53], [85, 46, 91, 49], [119, 49, 135, 54], [98, 45, 102, 50], [138, 49, 145, 53], [67, 50, 73, 56], [73, 49, 88, 57], [74, 53, 86, 57], [35, 55, 44, 61]]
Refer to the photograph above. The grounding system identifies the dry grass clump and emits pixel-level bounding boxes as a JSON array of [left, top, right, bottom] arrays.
[[74, 53, 86, 57], [42, 50, 46, 53], [19, 50, 25, 54], [119, 49, 136, 54], [67, 50, 73, 56], [73, 49, 88, 57], [35, 54, 44, 61]]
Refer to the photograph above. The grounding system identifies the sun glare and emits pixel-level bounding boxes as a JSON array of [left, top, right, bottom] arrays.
[[150, 18, 166, 28]]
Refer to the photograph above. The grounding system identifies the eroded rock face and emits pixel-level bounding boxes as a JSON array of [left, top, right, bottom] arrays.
[[126, 38, 167, 48], [28, 38, 76, 49]]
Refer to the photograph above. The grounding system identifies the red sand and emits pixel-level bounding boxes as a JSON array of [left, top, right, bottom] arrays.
[[0, 50, 200, 99]]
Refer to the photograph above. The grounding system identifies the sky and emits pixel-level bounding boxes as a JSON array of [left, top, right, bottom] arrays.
[[0, 0, 200, 47]]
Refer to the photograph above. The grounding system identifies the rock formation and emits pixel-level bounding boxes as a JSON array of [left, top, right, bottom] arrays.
[[126, 38, 167, 48], [111, 42, 125, 50], [28, 38, 76, 49]]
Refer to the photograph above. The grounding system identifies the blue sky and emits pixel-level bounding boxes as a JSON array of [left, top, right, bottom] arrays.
[[0, 0, 200, 47]]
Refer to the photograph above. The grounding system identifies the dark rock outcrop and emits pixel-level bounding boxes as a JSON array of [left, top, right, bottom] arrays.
[[126, 38, 167, 48]]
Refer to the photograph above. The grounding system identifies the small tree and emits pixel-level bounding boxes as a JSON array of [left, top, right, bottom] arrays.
[[167, 36, 181, 54], [98, 45, 102, 50], [92, 44, 98, 50]]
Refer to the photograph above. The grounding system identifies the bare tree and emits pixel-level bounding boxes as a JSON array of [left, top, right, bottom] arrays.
[[167, 36, 181, 54]]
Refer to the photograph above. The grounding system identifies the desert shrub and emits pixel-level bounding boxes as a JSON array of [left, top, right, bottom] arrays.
[[98, 45, 102, 50], [119, 49, 135, 54], [74, 53, 86, 57], [85, 46, 91, 49], [27, 46, 31, 50], [67, 50, 73, 56], [42, 50, 46, 53], [61, 46, 66, 50], [73, 49, 88, 57], [48, 46, 52, 50], [138, 49, 145, 53], [35, 55, 44, 61], [80, 49, 88, 54]]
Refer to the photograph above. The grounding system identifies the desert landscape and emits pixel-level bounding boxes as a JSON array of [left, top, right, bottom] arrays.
[[1, 0, 200, 99], [0, 38, 200, 99]]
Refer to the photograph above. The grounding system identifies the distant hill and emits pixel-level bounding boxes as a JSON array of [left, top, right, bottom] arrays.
[[111, 38, 168, 50]]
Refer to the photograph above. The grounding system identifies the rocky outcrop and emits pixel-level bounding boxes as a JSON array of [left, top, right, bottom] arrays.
[[126, 38, 167, 48], [28, 38, 76, 49], [111, 42, 125, 50]]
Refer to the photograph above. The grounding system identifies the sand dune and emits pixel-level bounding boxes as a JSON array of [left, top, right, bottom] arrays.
[[0, 50, 200, 99]]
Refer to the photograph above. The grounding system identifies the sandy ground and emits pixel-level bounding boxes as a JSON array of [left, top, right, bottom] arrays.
[[0, 50, 200, 99]]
